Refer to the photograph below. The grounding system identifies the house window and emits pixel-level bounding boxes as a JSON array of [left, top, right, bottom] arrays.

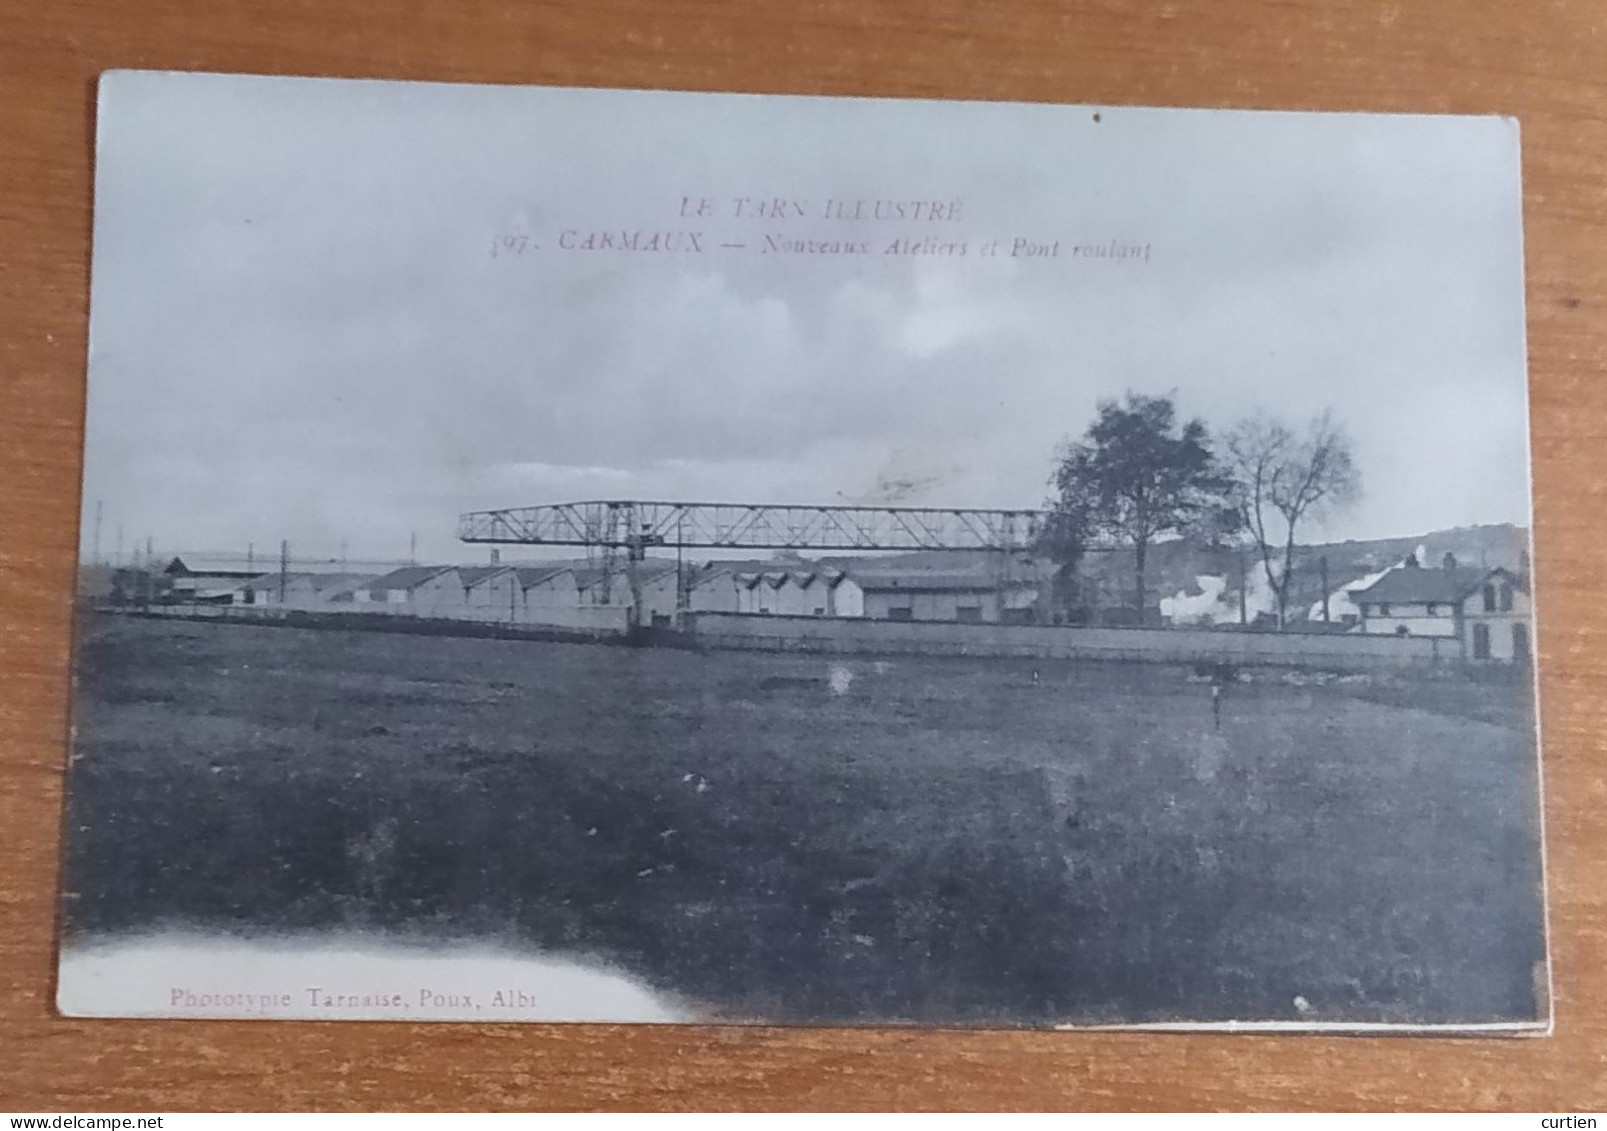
[[1513, 622, 1530, 661], [1472, 622, 1491, 660], [956, 605, 983, 623], [1483, 584, 1497, 613], [1499, 584, 1513, 612], [887, 607, 913, 621], [813, 607, 825, 616], [1395, 625, 1410, 636], [1426, 602, 1439, 616], [1378, 603, 1391, 616]]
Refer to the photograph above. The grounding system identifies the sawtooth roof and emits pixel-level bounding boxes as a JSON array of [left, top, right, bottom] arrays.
[[363, 565, 456, 591]]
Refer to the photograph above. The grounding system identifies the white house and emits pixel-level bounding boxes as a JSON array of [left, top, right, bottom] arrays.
[[1349, 559, 1532, 662], [1457, 567, 1533, 662], [1346, 561, 1466, 639]]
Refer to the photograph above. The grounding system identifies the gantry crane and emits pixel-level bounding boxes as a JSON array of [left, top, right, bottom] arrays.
[[457, 500, 1049, 627]]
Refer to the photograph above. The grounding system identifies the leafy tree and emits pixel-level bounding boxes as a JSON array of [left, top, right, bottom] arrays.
[[1185, 498, 1249, 551], [1222, 409, 1361, 626], [1034, 494, 1091, 622], [1047, 392, 1227, 616]]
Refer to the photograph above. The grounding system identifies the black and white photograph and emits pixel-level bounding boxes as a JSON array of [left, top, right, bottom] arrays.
[[58, 70, 1548, 1031]]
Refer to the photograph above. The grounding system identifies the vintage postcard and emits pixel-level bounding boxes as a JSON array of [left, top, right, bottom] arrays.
[[59, 71, 1548, 1031]]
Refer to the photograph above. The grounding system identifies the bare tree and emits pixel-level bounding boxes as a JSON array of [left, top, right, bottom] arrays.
[[1223, 409, 1361, 627]]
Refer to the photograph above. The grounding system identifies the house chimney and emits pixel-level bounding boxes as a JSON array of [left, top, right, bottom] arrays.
[[490, 548, 501, 564], [1403, 551, 1420, 569], [1442, 551, 1457, 572]]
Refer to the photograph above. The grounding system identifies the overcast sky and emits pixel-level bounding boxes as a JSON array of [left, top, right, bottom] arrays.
[[81, 72, 1532, 563]]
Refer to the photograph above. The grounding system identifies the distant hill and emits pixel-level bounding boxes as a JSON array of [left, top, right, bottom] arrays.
[[1302, 524, 1529, 575]]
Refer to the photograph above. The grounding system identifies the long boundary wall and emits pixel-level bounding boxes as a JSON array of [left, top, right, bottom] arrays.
[[683, 612, 1450, 669], [122, 602, 631, 640], [109, 604, 1451, 669]]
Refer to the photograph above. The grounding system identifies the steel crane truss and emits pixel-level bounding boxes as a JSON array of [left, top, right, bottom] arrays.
[[458, 501, 1044, 552]]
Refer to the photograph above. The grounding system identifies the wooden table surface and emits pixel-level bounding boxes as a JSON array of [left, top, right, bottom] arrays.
[[2, 0, 1604, 1112]]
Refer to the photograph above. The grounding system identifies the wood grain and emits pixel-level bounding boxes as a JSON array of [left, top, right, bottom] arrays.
[[2, 0, 1603, 1112]]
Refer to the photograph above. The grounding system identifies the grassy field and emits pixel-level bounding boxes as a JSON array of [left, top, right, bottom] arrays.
[[61, 613, 1547, 1027]]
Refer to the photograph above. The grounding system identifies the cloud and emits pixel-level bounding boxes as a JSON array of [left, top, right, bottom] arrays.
[[82, 75, 1532, 561]]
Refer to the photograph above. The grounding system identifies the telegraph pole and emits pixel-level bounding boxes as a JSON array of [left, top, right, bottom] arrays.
[[1239, 547, 1249, 626], [1320, 555, 1331, 624], [279, 539, 290, 603], [676, 511, 687, 618], [625, 532, 646, 632], [92, 501, 103, 565]]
